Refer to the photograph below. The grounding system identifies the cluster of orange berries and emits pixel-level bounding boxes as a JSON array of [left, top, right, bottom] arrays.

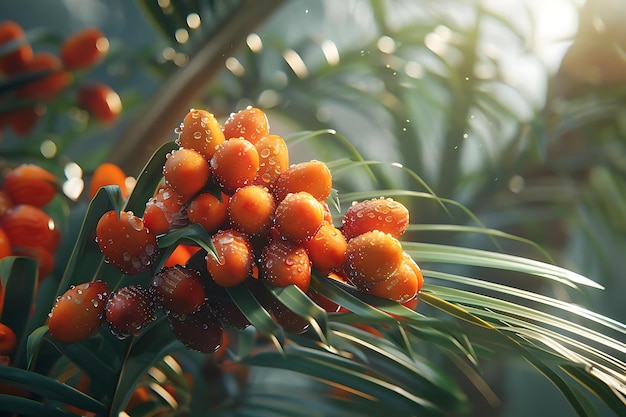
[[0, 21, 121, 138], [48, 107, 422, 352], [0, 164, 60, 279]]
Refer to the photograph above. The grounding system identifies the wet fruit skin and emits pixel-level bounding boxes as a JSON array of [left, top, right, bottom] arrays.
[[210, 138, 260, 195], [273, 160, 333, 203], [143, 185, 187, 235], [177, 109, 225, 160], [222, 107, 269, 145], [302, 220, 347, 276], [95, 210, 158, 276], [151, 265, 206, 316], [253, 134, 289, 190], [260, 240, 311, 292], [167, 304, 223, 353], [274, 191, 325, 243], [105, 285, 156, 337], [88, 163, 128, 199], [206, 296, 251, 329], [0, 21, 33, 74], [354, 252, 421, 303], [227, 185, 275, 236], [163, 148, 211, 202], [0, 204, 60, 253], [2, 164, 57, 208], [206, 229, 253, 287], [77, 83, 122, 124], [0, 323, 17, 354], [343, 230, 403, 284], [341, 198, 409, 241], [60, 27, 109, 70], [187, 192, 229, 234], [48, 281, 110, 343]]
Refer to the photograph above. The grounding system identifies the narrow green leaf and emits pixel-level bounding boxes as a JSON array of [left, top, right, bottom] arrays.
[[26, 325, 49, 370], [226, 283, 282, 336], [0, 395, 77, 417], [0, 256, 38, 350]]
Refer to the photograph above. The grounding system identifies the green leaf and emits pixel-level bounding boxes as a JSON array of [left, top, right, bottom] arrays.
[[0, 395, 77, 417], [26, 325, 49, 370], [226, 282, 283, 336], [155, 223, 217, 269]]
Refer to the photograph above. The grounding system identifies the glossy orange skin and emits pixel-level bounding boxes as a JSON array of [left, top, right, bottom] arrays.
[[222, 107, 269, 145], [0, 228, 11, 259], [228, 185, 275, 236], [260, 240, 311, 292], [95, 210, 158, 275], [2, 164, 56, 208], [343, 230, 403, 284], [105, 285, 155, 337], [187, 192, 229, 234], [60, 27, 109, 70], [167, 303, 223, 353], [302, 220, 347, 276], [48, 281, 110, 343], [163, 148, 211, 202], [355, 252, 421, 303], [0, 21, 33, 74], [88, 163, 127, 199], [206, 229, 253, 287], [0, 204, 60, 253], [210, 138, 259, 194], [341, 198, 409, 241], [253, 134, 289, 190], [143, 185, 187, 235], [274, 191, 324, 243], [16, 52, 72, 99], [77, 83, 122, 124], [177, 109, 225, 160], [151, 265, 206, 315], [0, 323, 17, 354], [164, 244, 199, 267], [273, 160, 332, 202]]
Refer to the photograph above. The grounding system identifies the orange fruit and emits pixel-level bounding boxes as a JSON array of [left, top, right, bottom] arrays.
[[0, 323, 17, 355], [274, 191, 324, 243], [164, 244, 199, 267], [227, 185, 275, 236], [302, 220, 347, 276], [206, 229, 253, 287], [95, 210, 158, 275], [48, 280, 110, 343], [0, 21, 32, 74], [88, 163, 128, 199], [253, 134, 289, 190], [343, 230, 403, 284], [222, 107, 269, 145], [7, 106, 40, 136], [210, 138, 259, 194], [163, 148, 211, 202], [355, 252, 421, 303], [60, 27, 109, 70], [77, 83, 122, 124], [143, 184, 187, 235], [2, 164, 57, 208], [177, 109, 225, 160], [0, 191, 12, 218], [0, 204, 60, 253], [0, 228, 11, 259], [16, 52, 72, 99], [105, 285, 155, 337], [260, 240, 311, 292], [341, 198, 409, 240], [273, 160, 332, 202], [187, 191, 229, 234], [167, 303, 223, 353], [151, 265, 206, 315]]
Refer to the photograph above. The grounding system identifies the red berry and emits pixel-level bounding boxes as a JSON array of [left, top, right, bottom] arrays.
[[341, 198, 409, 240], [206, 229, 253, 287], [0, 21, 33, 74], [222, 107, 269, 145], [60, 27, 109, 70], [143, 185, 187, 235], [77, 83, 122, 124], [105, 285, 155, 338], [343, 230, 403, 284], [88, 163, 128, 199], [151, 265, 206, 316], [187, 192, 229, 234], [0, 323, 17, 355], [0, 204, 60, 253], [167, 304, 223, 353], [260, 240, 311, 292], [2, 164, 57, 208], [16, 52, 72, 99]]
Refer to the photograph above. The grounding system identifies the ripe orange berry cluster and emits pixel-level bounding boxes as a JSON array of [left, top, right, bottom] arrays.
[[0, 21, 121, 138], [49, 107, 422, 350], [0, 164, 60, 279]]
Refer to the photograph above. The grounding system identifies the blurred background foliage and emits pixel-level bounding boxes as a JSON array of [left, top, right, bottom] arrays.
[[1, 0, 625, 416]]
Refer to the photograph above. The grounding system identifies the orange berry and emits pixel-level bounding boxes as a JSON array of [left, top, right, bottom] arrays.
[[341, 198, 409, 240], [16, 52, 72, 99], [163, 148, 211, 202], [0, 204, 60, 253], [210, 138, 259, 194], [187, 192, 229, 234], [143, 185, 187, 235], [0, 323, 16, 355], [48, 280, 110, 343], [177, 109, 225, 160], [60, 27, 109, 70], [0, 228, 11, 259], [151, 265, 206, 315], [0, 191, 12, 218], [167, 303, 223, 353], [77, 83, 122, 124], [355, 252, 421, 303], [302, 221, 347, 276], [0, 21, 32, 74], [253, 134, 289, 190], [95, 210, 158, 275], [228, 185, 275, 236], [105, 285, 155, 337], [274, 191, 324, 243], [7, 106, 40, 136], [88, 163, 128, 199], [164, 244, 198, 267], [260, 240, 311, 292], [273, 160, 332, 202], [206, 229, 253, 287], [222, 107, 269, 145], [2, 164, 56, 208], [343, 230, 403, 284]]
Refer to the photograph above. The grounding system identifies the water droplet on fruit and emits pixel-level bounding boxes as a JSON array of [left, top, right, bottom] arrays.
[[260, 148, 270, 158], [193, 131, 202, 139]]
